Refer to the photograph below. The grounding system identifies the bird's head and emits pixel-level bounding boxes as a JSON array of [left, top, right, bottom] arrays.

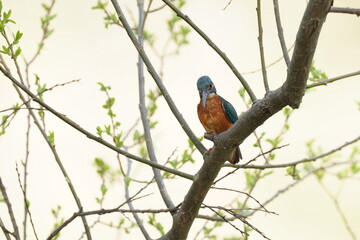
[[197, 76, 217, 107]]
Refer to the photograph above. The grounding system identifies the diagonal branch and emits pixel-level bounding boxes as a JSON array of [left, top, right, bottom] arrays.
[[161, 0, 333, 239], [162, 0, 257, 102], [306, 70, 360, 89], [110, 0, 206, 155], [0, 67, 194, 181], [273, 0, 291, 67], [0, 177, 20, 240]]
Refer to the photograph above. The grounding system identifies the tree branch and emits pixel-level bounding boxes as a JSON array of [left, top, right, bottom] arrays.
[[162, 0, 258, 102], [161, 0, 333, 239], [0, 218, 11, 240], [0, 67, 194, 181], [124, 158, 152, 240], [282, 0, 333, 108], [273, 0, 291, 67], [225, 135, 360, 170], [330, 7, 360, 17], [0, 177, 20, 240], [256, 0, 270, 92], [306, 70, 360, 89], [136, 0, 175, 212], [110, 0, 206, 155]]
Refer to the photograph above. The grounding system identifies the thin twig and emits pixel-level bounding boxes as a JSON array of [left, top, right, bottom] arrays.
[[0, 177, 20, 240], [48, 205, 178, 240], [273, 0, 290, 67], [329, 7, 360, 16], [226, 135, 360, 169], [26, 0, 57, 66], [256, 0, 270, 92], [241, 43, 294, 75], [137, 0, 175, 211], [124, 154, 152, 239], [15, 163, 39, 240], [203, 204, 246, 236], [319, 182, 356, 240], [162, 0, 257, 102], [0, 218, 11, 240], [306, 70, 360, 89]]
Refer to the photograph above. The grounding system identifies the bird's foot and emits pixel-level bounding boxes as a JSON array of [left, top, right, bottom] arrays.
[[204, 147, 213, 156]]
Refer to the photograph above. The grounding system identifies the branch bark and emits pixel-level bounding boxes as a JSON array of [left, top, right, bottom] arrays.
[[161, 0, 333, 239]]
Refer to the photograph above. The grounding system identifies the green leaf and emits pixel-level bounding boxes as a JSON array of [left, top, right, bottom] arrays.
[[102, 97, 115, 109], [124, 176, 131, 186], [42, 3, 50, 11], [47, 131, 55, 145], [351, 161, 360, 175], [100, 183, 107, 195], [92, 1, 108, 10], [283, 107, 293, 117], [104, 124, 111, 135], [13, 47, 21, 59], [96, 126, 102, 137], [0, 45, 10, 55], [45, 28, 54, 38], [244, 171, 257, 189], [238, 87, 246, 98], [314, 168, 325, 181], [286, 166, 300, 180], [114, 133, 123, 147], [13, 31, 23, 44]]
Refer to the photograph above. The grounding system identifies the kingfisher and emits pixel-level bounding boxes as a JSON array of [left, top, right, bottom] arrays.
[[197, 75, 241, 164]]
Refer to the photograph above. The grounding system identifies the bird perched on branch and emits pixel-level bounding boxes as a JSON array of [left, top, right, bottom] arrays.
[[197, 76, 241, 164]]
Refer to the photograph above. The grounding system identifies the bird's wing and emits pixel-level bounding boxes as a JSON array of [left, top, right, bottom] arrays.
[[219, 96, 238, 124]]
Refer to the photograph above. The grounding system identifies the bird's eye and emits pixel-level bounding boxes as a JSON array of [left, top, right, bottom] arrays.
[[208, 84, 213, 90]]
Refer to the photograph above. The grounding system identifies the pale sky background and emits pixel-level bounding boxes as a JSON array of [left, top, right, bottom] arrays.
[[0, 0, 360, 239]]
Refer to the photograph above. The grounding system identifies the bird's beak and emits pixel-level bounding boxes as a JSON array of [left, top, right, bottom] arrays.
[[201, 89, 211, 108]]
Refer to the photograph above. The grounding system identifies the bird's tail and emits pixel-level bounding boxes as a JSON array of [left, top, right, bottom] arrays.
[[230, 146, 242, 164]]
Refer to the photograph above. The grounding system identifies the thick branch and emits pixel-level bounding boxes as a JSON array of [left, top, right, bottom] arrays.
[[282, 0, 333, 108], [161, 0, 332, 239]]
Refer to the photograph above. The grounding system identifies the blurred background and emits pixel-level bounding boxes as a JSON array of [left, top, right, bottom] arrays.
[[1, 0, 360, 239]]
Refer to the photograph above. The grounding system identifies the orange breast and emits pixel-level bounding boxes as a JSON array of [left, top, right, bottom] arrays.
[[197, 95, 233, 134]]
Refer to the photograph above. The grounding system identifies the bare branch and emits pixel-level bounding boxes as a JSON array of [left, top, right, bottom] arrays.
[[110, 0, 206, 155], [0, 177, 20, 240], [137, 0, 175, 211], [162, 0, 258, 103], [256, 0, 270, 92], [0, 67, 194, 180], [330, 7, 360, 17], [124, 158, 152, 240], [282, 0, 333, 108], [306, 70, 360, 89], [234, 135, 360, 169], [273, 0, 291, 67], [319, 182, 356, 240], [15, 163, 39, 240]]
